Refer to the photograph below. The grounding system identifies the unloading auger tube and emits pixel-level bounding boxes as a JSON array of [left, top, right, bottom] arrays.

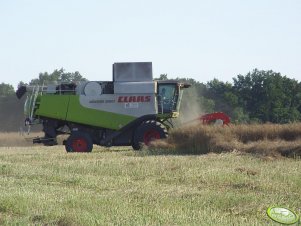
[[16, 62, 190, 152]]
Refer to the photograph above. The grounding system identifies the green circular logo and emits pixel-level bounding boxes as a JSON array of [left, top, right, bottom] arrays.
[[267, 206, 299, 225]]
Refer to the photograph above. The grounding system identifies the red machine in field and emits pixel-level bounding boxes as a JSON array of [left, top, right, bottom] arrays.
[[199, 112, 230, 126], [185, 112, 230, 126]]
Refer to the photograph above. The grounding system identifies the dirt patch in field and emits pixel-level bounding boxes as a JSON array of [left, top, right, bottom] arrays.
[[148, 123, 301, 158]]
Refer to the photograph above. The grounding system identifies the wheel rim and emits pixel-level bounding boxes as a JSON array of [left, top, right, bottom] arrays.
[[71, 138, 88, 152], [143, 129, 161, 145]]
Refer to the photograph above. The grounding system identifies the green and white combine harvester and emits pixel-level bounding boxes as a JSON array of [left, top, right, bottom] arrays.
[[16, 62, 190, 152]]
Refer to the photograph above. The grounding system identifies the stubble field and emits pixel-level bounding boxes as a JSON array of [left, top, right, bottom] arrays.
[[0, 127, 300, 225]]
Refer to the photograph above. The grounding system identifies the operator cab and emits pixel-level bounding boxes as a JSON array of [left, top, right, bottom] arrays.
[[157, 81, 190, 115]]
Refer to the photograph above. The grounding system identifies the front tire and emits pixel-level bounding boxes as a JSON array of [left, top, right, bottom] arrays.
[[65, 132, 93, 153], [132, 120, 167, 150]]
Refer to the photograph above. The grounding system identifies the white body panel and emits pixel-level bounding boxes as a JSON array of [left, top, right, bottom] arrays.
[[114, 82, 156, 94], [79, 93, 157, 118], [78, 62, 158, 117]]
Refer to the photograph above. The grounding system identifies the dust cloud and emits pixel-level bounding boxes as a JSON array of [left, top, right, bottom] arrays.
[[175, 86, 205, 127]]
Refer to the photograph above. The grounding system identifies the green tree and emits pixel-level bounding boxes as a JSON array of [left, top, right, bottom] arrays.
[[176, 77, 215, 113], [29, 68, 87, 85], [0, 83, 14, 96], [154, 74, 168, 80], [232, 107, 249, 123], [17, 81, 27, 88], [205, 78, 239, 117], [233, 69, 301, 123]]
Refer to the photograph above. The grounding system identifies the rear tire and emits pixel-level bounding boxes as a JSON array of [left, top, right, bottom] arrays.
[[132, 120, 167, 150], [65, 131, 93, 153]]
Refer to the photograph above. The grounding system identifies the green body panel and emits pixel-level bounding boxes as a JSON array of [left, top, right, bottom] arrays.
[[66, 96, 136, 130], [35, 95, 70, 120], [35, 95, 136, 130]]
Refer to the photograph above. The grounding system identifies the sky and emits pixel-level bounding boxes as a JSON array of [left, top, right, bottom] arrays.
[[0, 0, 300, 89]]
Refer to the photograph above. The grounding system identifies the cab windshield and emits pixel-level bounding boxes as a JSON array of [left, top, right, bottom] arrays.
[[157, 83, 178, 113]]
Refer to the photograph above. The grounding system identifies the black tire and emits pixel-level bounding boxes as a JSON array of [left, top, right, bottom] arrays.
[[65, 131, 93, 153], [132, 120, 168, 150]]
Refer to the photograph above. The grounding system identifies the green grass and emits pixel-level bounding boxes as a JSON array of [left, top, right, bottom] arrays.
[[0, 146, 300, 225]]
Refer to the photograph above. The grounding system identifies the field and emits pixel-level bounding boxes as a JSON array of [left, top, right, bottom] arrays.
[[0, 129, 301, 225]]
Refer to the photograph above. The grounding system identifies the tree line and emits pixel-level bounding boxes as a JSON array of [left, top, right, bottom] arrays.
[[1, 68, 86, 96], [0, 68, 300, 131], [159, 69, 301, 123]]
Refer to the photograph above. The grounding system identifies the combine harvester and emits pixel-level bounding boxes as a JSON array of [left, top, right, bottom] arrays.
[[16, 62, 190, 152]]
